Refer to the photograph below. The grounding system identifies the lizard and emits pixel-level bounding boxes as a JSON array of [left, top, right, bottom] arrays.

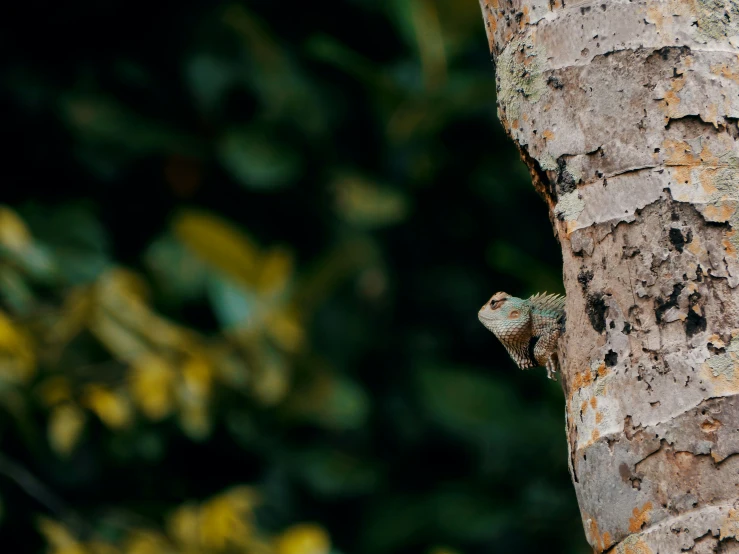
[[477, 291, 566, 380]]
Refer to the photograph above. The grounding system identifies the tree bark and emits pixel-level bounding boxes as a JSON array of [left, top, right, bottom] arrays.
[[479, 1, 739, 552]]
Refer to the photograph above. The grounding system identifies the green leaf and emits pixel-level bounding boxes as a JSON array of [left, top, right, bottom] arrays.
[[186, 54, 236, 113], [291, 447, 380, 497], [206, 273, 256, 329], [217, 128, 300, 190], [145, 234, 209, 303]]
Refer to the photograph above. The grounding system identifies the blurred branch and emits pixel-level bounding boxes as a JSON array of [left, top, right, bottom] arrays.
[[0, 452, 91, 536]]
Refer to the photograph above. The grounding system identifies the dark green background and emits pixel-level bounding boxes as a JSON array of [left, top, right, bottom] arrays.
[[1, 0, 589, 552]]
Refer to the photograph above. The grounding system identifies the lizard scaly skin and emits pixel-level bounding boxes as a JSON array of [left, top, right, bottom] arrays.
[[478, 292, 566, 380]]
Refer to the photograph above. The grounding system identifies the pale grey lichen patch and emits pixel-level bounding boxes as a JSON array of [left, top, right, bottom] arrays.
[[496, 37, 547, 124], [706, 334, 739, 379], [695, 0, 739, 41], [554, 190, 585, 222], [538, 152, 558, 171]]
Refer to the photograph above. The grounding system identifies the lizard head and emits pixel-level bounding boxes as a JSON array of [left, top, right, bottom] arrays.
[[477, 292, 531, 338]]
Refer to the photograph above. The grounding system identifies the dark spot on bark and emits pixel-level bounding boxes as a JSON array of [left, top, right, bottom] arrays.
[[618, 462, 631, 482], [600, 3, 606, 10], [622, 245, 640, 258], [685, 292, 706, 338], [547, 76, 563, 89], [696, 266, 703, 282], [609, 321, 615, 329], [580, 6, 591, 14], [708, 342, 726, 355], [556, 157, 577, 193], [669, 227, 685, 252], [623, 322, 632, 334], [605, 350, 618, 367], [671, 211, 680, 221], [654, 283, 684, 324], [577, 269, 594, 290], [586, 293, 607, 334], [719, 538, 739, 551], [685, 310, 708, 337]]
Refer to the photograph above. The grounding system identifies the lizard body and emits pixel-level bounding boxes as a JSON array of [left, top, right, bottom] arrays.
[[477, 291, 565, 380]]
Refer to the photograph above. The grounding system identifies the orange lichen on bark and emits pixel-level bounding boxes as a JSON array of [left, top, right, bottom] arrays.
[[590, 396, 597, 409], [700, 417, 721, 433], [542, 129, 555, 141], [595, 412, 604, 424], [659, 76, 686, 123], [569, 369, 594, 401], [720, 508, 739, 540], [628, 502, 653, 533], [585, 515, 613, 553], [703, 203, 736, 223], [621, 537, 654, 554], [723, 230, 738, 257], [591, 429, 600, 441], [711, 60, 739, 85]]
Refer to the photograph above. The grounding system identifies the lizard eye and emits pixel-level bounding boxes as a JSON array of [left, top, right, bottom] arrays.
[[508, 310, 520, 319], [490, 299, 504, 310]]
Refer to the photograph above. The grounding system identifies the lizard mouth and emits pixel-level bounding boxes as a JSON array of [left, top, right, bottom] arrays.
[[477, 307, 493, 322]]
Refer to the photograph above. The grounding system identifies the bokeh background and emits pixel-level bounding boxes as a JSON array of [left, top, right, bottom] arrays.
[[1, 1, 590, 553]]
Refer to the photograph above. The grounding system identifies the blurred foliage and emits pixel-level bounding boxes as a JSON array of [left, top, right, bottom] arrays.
[[0, 0, 588, 553]]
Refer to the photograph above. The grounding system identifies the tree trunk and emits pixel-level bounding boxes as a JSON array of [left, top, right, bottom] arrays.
[[479, 1, 739, 552]]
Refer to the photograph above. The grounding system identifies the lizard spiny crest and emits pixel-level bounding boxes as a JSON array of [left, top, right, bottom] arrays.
[[478, 291, 565, 380]]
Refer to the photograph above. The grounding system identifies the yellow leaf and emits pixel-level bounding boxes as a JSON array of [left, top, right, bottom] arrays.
[[37, 376, 73, 407], [48, 403, 86, 456], [37, 517, 88, 554], [0, 310, 36, 383], [173, 209, 261, 286], [88, 310, 151, 365], [85, 541, 120, 554], [0, 206, 32, 252], [256, 247, 293, 294], [49, 288, 93, 348], [332, 173, 408, 228], [180, 355, 212, 400], [129, 354, 176, 421], [264, 309, 304, 353], [166, 503, 201, 548], [82, 385, 132, 429], [178, 401, 211, 441], [221, 485, 261, 513], [251, 355, 289, 406], [274, 523, 331, 554], [199, 487, 257, 549], [124, 530, 173, 554]]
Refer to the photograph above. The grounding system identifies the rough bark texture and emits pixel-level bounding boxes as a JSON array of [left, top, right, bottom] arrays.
[[479, 1, 739, 552]]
